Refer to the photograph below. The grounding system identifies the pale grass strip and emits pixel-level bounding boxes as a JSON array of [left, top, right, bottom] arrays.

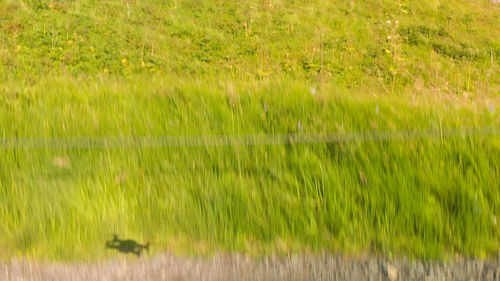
[[0, 126, 498, 149]]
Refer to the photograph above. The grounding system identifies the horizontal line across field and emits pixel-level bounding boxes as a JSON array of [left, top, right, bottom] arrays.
[[1, 126, 499, 149]]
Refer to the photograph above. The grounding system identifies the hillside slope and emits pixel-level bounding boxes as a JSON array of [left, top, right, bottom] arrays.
[[0, 0, 499, 95], [0, 0, 500, 261]]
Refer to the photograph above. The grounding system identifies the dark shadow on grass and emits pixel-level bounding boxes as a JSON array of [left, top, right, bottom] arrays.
[[106, 235, 150, 256]]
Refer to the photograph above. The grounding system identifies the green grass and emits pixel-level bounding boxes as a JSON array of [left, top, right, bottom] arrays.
[[1, 0, 499, 94], [0, 0, 500, 261], [1, 79, 500, 261]]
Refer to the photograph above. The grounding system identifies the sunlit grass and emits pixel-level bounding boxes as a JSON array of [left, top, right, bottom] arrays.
[[0, 78, 499, 261], [0, 0, 498, 95], [0, 0, 499, 261]]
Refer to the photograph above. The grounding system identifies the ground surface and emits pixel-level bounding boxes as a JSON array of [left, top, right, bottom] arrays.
[[1, 0, 500, 261], [1, 254, 500, 281]]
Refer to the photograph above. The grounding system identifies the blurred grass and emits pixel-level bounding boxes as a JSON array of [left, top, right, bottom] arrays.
[[0, 0, 499, 261], [1, 79, 500, 261]]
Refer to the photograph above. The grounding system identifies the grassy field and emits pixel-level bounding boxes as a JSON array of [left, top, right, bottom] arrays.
[[0, 0, 500, 261]]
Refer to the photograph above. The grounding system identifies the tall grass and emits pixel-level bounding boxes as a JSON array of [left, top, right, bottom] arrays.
[[0, 78, 499, 260], [0, 0, 499, 261]]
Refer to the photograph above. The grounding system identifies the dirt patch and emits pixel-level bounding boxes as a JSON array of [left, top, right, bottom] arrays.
[[1, 254, 500, 281]]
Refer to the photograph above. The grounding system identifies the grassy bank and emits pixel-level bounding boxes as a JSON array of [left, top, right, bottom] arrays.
[[0, 78, 499, 260], [0, 0, 500, 261], [0, 0, 499, 94]]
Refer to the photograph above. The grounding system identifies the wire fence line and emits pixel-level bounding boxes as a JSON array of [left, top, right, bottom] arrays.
[[0, 126, 499, 149]]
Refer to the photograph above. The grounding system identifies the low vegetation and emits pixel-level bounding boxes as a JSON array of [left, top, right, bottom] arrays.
[[0, 0, 499, 260]]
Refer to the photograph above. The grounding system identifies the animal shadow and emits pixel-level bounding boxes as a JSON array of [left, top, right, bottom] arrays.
[[106, 235, 150, 256]]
